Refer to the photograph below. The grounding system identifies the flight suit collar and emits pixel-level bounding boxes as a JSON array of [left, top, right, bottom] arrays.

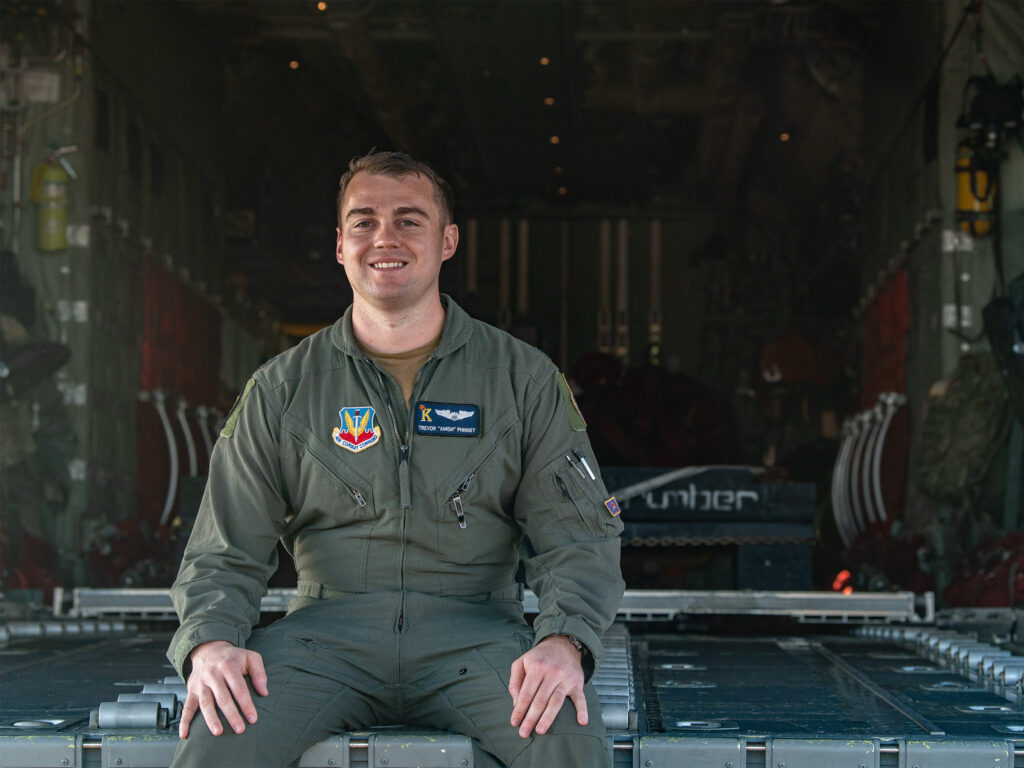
[[330, 294, 474, 361]]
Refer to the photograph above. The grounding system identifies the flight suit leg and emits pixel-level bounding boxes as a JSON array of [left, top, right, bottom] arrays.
[[401, 594, 612, 768], [171, 598, 401, 768]]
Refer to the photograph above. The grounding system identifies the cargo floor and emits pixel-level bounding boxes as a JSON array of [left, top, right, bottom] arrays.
[[3, 624, 1024, 767]]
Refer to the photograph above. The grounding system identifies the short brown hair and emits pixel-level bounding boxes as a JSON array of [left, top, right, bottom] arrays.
[[337, 150, 454, 228]]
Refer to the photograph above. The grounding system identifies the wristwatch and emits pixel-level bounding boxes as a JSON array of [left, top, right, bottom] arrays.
[[563, 634, 589, 656]]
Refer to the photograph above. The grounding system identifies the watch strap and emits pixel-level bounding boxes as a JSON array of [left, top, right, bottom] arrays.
[[565, 634, 589, 656]]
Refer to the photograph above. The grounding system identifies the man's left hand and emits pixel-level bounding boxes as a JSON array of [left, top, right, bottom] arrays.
[[508, 634, 587, 738]]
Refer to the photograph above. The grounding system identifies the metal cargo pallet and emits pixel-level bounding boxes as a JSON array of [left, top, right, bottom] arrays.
[[5, 622, 1024, 765]]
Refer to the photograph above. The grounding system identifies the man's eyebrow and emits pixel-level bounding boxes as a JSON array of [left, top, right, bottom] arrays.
[[395, 206, 430, 219], [344, 206, 431, 220]]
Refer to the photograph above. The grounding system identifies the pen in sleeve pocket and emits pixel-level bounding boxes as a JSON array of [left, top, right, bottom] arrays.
[[573, 450, 596, 480], [566, 454, 586, 478]]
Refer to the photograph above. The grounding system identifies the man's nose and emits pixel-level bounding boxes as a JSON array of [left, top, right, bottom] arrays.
[[374, 222, 400, 248]]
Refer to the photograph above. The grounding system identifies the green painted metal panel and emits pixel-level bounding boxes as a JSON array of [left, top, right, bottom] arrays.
[[100, 734, 177, 768], [368, 733, 474, 768], [0, 734, 79, 768], [772, 738, 878, 768], [903, 739, 1012, 768], [637, 736, 745, 768]]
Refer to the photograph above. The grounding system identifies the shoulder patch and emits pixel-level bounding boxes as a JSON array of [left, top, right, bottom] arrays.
[[220, 378, 256, 438], [557, 372, 587, 431]]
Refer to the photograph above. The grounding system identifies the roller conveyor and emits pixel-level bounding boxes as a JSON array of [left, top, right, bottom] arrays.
[[5, 598, 1024, 767]]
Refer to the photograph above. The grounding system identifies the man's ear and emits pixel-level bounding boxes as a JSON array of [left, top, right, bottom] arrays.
[[336, 227, 343, 264], [441, 223, 459, 262]]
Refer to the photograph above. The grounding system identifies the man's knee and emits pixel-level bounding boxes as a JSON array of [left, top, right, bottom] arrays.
[[506, 686, 610, 768], [172, 717, 299, 768], [508, 731, 611, 768]]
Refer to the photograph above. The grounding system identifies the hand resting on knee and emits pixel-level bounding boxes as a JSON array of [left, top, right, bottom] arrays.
[[508, 634, 587, 739], [179, 640, 269, 738]]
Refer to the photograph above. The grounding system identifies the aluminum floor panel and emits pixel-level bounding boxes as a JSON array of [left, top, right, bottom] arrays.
[[4, 626, 1024, 767], [634, 633, 1024, 738]]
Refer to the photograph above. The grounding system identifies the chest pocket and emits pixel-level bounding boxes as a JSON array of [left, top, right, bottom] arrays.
[[432, 406, 519, 527], [282, 415, 376, 523]]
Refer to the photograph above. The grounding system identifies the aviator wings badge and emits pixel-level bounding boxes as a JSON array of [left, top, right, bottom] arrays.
[[332, 406, 381, 453]]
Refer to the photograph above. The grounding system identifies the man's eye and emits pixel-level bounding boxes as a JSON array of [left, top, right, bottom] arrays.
[[352, 220, 372, 228], [400, 219, 420, 227]]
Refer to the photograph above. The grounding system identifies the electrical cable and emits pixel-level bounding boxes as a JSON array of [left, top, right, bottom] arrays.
[[991, 162, 1006, 295], [49, 3, 216, 189], [865, 0, 978, 192]]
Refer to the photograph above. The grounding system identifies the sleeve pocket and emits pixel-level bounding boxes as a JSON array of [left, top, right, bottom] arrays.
[[542, 449, 623, 540]]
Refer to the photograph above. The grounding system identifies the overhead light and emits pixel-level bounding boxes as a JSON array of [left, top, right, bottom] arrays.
[[543, 96, 555, 106], [316, 1, 327, 10], [779, 132, 791, 142], [558, 187, 567, 196], [549, 135, 560, 145], [289, 60, 300, 70], [539, 57, 550, 66]]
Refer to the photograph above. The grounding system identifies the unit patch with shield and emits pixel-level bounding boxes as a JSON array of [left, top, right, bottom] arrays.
[[332, 406, 381, 452], [415, 401, 480, 436]]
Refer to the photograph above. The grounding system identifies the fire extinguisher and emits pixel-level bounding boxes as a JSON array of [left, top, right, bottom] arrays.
[[954, 73, 1023, 239], [955, 139, 997, 238], [28, 145, 78, 252]]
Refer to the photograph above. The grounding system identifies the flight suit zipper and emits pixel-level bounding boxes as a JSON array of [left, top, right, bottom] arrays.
[[363, 356, 436, 633], [447, 473, 474, 529], [442, 417, 518, 531], [346, 483, 367, 508], [364, 361, 409, 596], [289, 433, 367, 509]]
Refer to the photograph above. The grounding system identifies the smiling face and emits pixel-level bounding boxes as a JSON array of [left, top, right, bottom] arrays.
[[336, 171, 458, 313]]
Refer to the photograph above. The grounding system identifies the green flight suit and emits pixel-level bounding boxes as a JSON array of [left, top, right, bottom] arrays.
[[168, 296, 625, 767]]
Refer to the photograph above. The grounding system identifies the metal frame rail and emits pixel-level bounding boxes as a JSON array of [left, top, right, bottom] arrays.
[[54, 587, 934, 624], [5, 731, 1022, 767], [858, 623, 1024, 709]]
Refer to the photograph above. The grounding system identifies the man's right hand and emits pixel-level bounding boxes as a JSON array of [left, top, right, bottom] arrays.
[[179, 640, 269, 738]]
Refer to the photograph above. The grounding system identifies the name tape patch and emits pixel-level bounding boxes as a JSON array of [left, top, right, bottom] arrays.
[[415, 401, 480, 437]]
